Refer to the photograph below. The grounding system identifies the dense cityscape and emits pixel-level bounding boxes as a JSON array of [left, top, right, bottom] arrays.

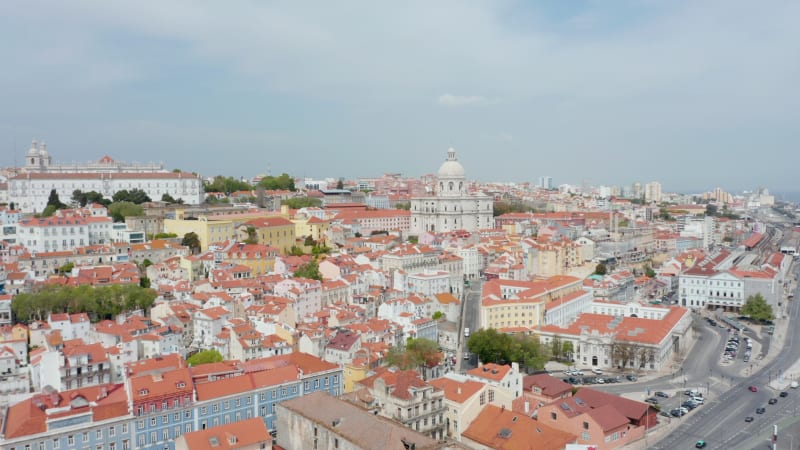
[[0, 142, 798, 450], [2, 3, 799, 450]]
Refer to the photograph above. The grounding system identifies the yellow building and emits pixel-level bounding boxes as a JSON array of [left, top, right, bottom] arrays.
[[223, 243, 278, 276], [241, 217, 296, 255], [479, 275, 582, 331], [164, 216, 236, 251], [292, 216, 331, 243]]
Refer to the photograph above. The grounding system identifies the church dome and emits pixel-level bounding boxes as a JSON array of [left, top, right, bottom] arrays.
[[437, 147, 465, 179], [27, 140, 39, 157]]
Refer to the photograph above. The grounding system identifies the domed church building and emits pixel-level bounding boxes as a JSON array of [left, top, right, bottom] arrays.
[[410, 148, 493, 235]]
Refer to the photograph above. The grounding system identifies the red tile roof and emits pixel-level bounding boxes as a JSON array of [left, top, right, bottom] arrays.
[[462, 404, 576, 450]]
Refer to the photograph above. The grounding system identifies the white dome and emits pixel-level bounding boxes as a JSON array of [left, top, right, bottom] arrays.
[[437, 147, 465, 179], [27, 140, 39, 156]]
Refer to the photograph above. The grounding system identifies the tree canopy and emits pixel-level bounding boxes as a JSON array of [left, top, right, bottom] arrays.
[[187, 349, 224, 366], [293, 260, 322, 281], [181, 232, 202, 254], [594, 263, 608, 276], [385, 338, 441, 371], [281, 197, 322, 209], [467, 328, 549, 370], [72, 190, 111, 207], [112, 188, 152, 204], [108, 202, 144, 222], [161, 193, 184, 204], [41, 189, 68, 217], [741, 293, 774, 321], [12, 284, 157, 323], [256, 173, 295, 191], [204, 176, 253, 193]]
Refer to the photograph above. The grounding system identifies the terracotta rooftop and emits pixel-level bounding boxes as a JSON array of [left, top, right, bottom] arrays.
[[462, 404, 576, 450], [278, 391, 442, 450]]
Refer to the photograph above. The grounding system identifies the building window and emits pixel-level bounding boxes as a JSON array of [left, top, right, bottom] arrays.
[[583, 421, 589, 430], [551, 412, 557, 420]]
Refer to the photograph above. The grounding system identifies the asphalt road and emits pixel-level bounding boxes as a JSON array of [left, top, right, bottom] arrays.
[[459, 279, 482, 371], [650, 264, 800, 450]]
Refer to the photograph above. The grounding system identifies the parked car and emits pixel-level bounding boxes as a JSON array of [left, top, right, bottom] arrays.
[[655, 391, 669, 398], [645, 397, 659, 404], [756, 407, 766, 414], [768, 398, 778, 405], [696, 440, 707, 448], [591, 368, 603, 375], [626, 374, 638, 381], [749, 386, 759, 392], [745, 416, 754, 422], [780, 391, 789, 398]]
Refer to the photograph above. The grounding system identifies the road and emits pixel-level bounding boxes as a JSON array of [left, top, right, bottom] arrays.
[[459, 279, 482, 371], [650, 263, 800, 450]]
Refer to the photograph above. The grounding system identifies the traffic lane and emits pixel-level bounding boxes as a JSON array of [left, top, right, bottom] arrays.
[[655, 296, 800, 449]]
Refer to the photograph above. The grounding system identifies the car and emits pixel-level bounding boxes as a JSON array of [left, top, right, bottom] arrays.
[[692, 396, 705, 404], [596, 378, 605, 384], [591, 368, 603, 375], [659, 411, 671, 417], [670, 409, 684, 417], [655, 391, 669, 398], [756, 407, 766, 414], [780, 391, 789, 398], [695, 440, 707, 448], [645, 397, 659, 404], [768, 398, 778, 405], [745, 416, 754, 422], [626, 374, 638, 381], [464, 352, 470, 360], [749, 386, 758, 392]]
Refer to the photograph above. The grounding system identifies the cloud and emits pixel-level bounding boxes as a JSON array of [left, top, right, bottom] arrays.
[[436, 94, 494, 108]]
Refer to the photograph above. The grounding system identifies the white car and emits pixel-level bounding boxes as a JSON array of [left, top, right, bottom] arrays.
[[591, 368, 603, 375], [692, 396, 704, 404]]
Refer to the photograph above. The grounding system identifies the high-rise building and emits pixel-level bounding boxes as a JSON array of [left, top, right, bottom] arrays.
[[538, 176, 553, 190], [644, 181, 662, 203]]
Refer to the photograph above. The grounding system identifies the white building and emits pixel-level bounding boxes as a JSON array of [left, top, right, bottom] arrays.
[[410, 148, 493, 235], [10, 172, 203, 213]]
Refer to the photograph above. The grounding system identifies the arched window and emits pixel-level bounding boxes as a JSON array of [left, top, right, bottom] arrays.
[[449, 182, 454, 191], [459, 182, 463, 191]]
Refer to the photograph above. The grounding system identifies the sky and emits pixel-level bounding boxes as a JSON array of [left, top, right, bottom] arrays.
[[1, 1, 798, 193]]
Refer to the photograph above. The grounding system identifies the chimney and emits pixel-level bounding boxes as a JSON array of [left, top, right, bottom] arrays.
[[457, 387, 462, 395], [524, 401, 530, 413]]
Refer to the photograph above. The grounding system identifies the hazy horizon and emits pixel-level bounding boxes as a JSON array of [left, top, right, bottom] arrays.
[[1, 1, 798, 193]]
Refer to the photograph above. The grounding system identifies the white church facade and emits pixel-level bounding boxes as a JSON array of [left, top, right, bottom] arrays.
[[10, 140, 203, 212], [410, 148, 493, 235]]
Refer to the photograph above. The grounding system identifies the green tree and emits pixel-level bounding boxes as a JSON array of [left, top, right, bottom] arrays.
[[256, 173, 295, 191], [336, 179, 344, 190], [181, 232, 202, 254], [741, 293, 774, 322], [108, 202, 144, 222], [243, 226, 258, 244], [11, 284, 157, 323], [187, 350, 224, 366], [281, 197, 322, 209], [153, 232, 178, 239], [72, 190, 110, 207], [432, 311, 444, 320], [550, 335, 563, 360], [395, 202, 411, 210], [204, 176, 253, 193], [139, 277, 151, 289], [594, 263, 608, 276], [304, 235, 315, 247], [161, 193, 183, 204], [112, 189, 151, 204], [562, 341, 574, 361], [293, 260, 322, 281], [58, 262, 74, 275], [645, 265, 656, 278], [385, 338, 441, 372], [289, 245, 305, 256], [47, 189, 67, 209], [705, 204, 719, 216]]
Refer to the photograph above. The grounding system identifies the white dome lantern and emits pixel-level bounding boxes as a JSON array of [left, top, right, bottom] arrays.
[[437, 147, 465, 179]]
